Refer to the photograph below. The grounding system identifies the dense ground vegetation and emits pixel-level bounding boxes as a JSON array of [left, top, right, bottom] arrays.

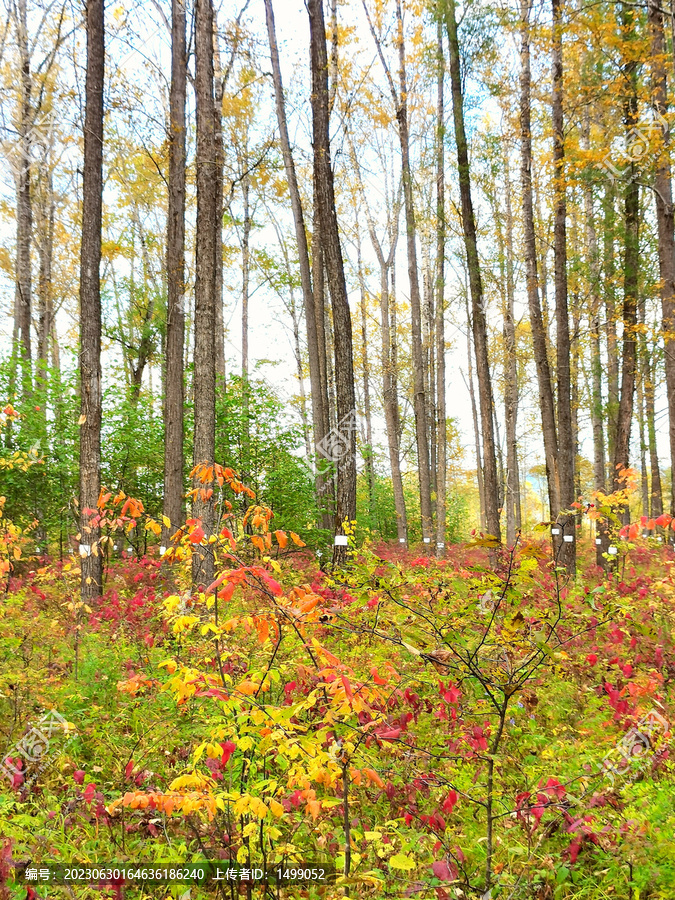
[[1, 420, 674, 899]]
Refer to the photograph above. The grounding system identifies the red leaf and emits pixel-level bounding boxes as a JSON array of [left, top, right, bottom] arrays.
[[220, 740, 236, 765], [377, 728, 401, 741], [441, 790, 458, 814], [370, 666, 387, 685], [569, 840, 581, 863], [432, 860, 452, 881], [73, 770, 85, 785], [83, 783, 96, 803], [189, 525, 205, 544], [341, 674, 354, 700], [125, 760, 134, 780]]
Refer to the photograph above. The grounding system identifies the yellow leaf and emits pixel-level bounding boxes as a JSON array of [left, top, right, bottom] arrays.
[[162, 515, 171, 528], [389, 853, 415, 871], [269, 798, 284, 818]]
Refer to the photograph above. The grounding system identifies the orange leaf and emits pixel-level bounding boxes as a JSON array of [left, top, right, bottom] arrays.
[[290, 532, 306, 547], [363, 768, 384, 788], [274, 530, 288, 549], [299, 595, 320, 614]]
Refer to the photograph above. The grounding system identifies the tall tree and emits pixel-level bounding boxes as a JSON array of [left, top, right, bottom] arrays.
[[12, 0, 32, 375], [192, 0, 217, 587], [551, 0, 575, 571], [647, 0, 675, 515], [519, 0, 560, 523], [362, 0, 434, 542], [308, 0, 357, 563], [264, 0, 333, 523], [79, 0, 104, 601], [612, 2, 640, 499], [445, 0, 501, 542], [435, 13, 447, 556], [162, 0, 187, 549]]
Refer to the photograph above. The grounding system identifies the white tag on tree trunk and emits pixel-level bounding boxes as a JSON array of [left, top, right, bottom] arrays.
[[334, 535, 348, 546], [608, 546, 618, 555], [79, 544, 91, 558], [159, 546, 166, 555], [551, 527, 561, 535], [563, 535, 574, 542], [595, 538, 602, 545], [399, 538, 406, 543], [437, 542, 445, 548], [423, 537, 431, 543]]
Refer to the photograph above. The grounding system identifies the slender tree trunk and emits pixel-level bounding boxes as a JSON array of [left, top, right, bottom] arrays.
[[466, 296, 485, 531], [435, 14, 447, 555], [603, 182, 619, 476], [446, 0, 500, 543], [163, 0, 187, 548], [264, 0, 332, 515], [612, 3, 640, 503], [552, 0, 575, 571], [241, 173, 251, 478], [192, 0, 217, 587], [520, 0, 560, 523], [637, 345, 649, 519], [648, 0, 675, 515], [36, 168, 55, 386], [642, 325, 663, 517], [357, 250, 375, 521], [582, 110, 606, 494], [308, 0, 357, 562], [79, 0, 104, 601], [502, 156, 520, 545], [213, 19, 226, 384], [393, 0, 433, 540], [14, 0, 32, 381]]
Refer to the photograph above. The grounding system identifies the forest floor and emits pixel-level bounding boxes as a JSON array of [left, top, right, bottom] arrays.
[[0, 537, 674, 899]]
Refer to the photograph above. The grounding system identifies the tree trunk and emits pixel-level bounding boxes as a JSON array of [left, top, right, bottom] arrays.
[[397, 0, 433, 542], [466, 296, 485, 532], [264, 0, 332, 515], [36, 167, 55, 386], [502, 154, 520, 546], [192, 0, 217, 587], [79, 0, 104, 601], [435, 13, 447, 555], [648, 0, 675, 516], [357, 251, 375, 522], [308, 0, 357, 564], [603, 182, 619, 478], [519, 0, 560, 523], [162, 0, 187, 548], [551, 0, 575, 571], [446, 0, 500, 543], [213, 20, 226, 385], [642, 322, 663, 518], [14, 0, 32, 378], [241, 173, 251, 478], [612, 3, 640, 503]]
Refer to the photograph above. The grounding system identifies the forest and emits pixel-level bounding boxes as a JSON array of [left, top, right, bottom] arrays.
[[1, 0, 675, 896]]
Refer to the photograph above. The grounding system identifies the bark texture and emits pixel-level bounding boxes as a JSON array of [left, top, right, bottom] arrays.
[[163, 0, 187, 548], [192, 0, 217, 587], [79, 0, 105, 600]]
